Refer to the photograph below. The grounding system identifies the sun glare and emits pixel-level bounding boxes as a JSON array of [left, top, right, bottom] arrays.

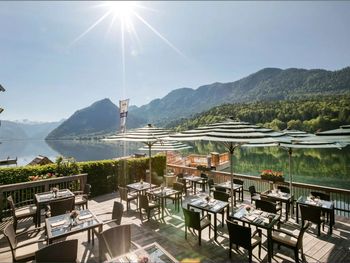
[[106, 1, 137, 20]]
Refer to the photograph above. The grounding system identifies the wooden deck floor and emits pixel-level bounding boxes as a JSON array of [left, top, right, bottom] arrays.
[[1, 191, 350, 262]]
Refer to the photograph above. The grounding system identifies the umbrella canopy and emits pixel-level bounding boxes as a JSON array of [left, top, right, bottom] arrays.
[[138, 140, 192, 151], [104, 124, 170, 184], [139, 140, 192, 167], [170, 119, 288, 211]]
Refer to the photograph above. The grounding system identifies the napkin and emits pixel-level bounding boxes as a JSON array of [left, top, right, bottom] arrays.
[[79, 214, 92, 220], [244, 215, 257, 221], [51, 220, 66, 227]]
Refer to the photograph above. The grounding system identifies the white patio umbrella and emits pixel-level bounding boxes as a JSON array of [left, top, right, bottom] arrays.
[[104, 124, 170, 184], [138, 140, 192, 166], [170, 119, 288, 211]]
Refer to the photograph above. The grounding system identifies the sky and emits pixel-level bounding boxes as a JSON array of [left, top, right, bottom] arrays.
[[1, 1, 350, 122]]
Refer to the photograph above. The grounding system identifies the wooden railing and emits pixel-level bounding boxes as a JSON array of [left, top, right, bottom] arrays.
[[168, 164, 350, 218], [0, 173, 87, 220]]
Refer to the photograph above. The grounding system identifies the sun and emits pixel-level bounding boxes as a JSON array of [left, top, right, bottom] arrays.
[[105, 1, 137, 20]]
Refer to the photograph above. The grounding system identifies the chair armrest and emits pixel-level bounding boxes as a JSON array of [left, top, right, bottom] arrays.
[[200, 214, 211, 221], [102, 219, 119, 225], [131, 241, 142, 249], [251, 228, 262, 238], [16, 226, 46, 237], [272, 228, 298, 239], [15, 239, 47, 249], [15, 199, 35, 207], [95, 212, 112, 217]]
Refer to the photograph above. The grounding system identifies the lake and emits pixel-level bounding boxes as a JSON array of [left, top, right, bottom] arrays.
[[0, 140, 349, 190]]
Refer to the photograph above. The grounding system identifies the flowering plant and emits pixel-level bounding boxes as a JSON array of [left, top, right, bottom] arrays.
[[260, 169, 284, 182], [70, 210, 79, 219]]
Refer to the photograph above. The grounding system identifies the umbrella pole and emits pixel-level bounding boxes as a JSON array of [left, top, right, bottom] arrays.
[[149, 145, 152, 185], [229, 143, 235, 214], [288, 148, 292, 195]]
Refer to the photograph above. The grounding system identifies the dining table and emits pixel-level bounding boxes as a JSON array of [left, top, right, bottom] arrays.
[[35, 189, 75, 226], [296, 195, 335, 234], [183, 175, 207, 193], [45, 209, 102, 244], [229, 204, 280, 263], [146, 187, 181, 219], [187, 196, 229, 241], [215, 181, 244, 206], [261, 189, 294, 221], [105, 242, 178, 263]]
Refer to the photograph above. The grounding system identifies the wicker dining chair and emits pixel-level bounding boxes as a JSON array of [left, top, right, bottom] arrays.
[[3, 223, 46, 262], [226, 219, 262, 262], [46, 197, 75, 217], [98, 224, 132, 261], [118, 186, 138, 211], [182, 207, 211, 246], [35, 239, 78, 263], [271, 221, 311, 262], [74, 184, 91, 210], [233, 179, 244, 202], [7, 195, 37, 231], [139, 195, 160, 221], [300, 204, 325, 236], [248, 186, 260, 204]]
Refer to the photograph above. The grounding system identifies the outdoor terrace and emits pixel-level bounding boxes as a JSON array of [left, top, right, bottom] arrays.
[[1, 190, 350, 263]]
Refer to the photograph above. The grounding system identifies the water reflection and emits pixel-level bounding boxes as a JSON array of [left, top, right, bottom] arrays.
[[1, 140, 349, 190], [0, 140, 142, 166], [190, 141, 350, 190]]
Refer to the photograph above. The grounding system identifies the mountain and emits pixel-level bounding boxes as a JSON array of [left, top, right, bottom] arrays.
[[0, 120, 62, 140], [130, 67, 350, 124], [46, 98, 145, 140]]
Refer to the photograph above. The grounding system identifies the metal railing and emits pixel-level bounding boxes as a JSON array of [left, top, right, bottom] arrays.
[[0, 173, 87, 220], [168, 164, 350, 217]]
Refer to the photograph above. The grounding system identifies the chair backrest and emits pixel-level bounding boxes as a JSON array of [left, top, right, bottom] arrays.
[[213, 190, 229, 202], [310, 191, 330, 201], [260, 195, 278, 205], [139, 195, 149, 210], [248, 186, 256, 195], [200, 173, 208, 179], [84, 184, 92, 196], [100, 224, 131, 259], [296, 221, 311, 249], [226, 220, 252, 250], [3, 223, 17, 259], [118, 186, 128, 202], [182, 207, 200, 230], [207, 179, 214, 189], [112, 201, 124, 225], [255, 199, 277, 214], [233, 179, 243, 186], [35, 239, 78, 262], [173, 182, 184, 193], [300, 204, 322, 224], [277, 186, 290, 194], [215, 186, 227, 192], [6, 196, 16, 220], [49, 197, 75, 217], [176, 173, 184, 179], [7, 195, 16, 211]]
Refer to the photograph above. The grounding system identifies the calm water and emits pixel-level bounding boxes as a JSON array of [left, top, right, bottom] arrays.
[[0, 140, 349, 190]]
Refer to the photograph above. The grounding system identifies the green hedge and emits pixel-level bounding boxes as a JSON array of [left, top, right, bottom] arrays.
[[0, 155, 166, 197]]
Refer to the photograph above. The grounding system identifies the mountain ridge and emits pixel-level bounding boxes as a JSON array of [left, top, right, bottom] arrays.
[[46, 66, 350, 139]]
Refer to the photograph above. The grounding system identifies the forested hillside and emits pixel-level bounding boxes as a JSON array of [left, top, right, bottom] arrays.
[[167, 95, 350, 133], [132, 67, 350, 124]]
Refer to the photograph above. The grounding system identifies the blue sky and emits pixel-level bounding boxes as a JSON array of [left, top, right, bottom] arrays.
[[1, 1, 350, 122]]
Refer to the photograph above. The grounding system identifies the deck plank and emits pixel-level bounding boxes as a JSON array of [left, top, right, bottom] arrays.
[[0, 191, 349, 262]]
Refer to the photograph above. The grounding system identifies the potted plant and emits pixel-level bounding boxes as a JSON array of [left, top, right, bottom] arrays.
[[260, 169, 284, 183]]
